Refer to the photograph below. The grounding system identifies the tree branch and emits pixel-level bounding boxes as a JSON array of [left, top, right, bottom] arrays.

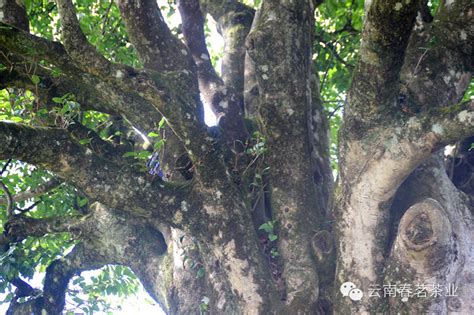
[[2, 21, 220, 164], [5, 202, 169, 314], [7, 243, 109, 314], [0, 68, 35, 91], [246, 1, 326, 310], [203, 0, 255, 96], [348, 0, 418, 123], [0, 60, 163, 134], [2, 213, 84, 243], [0, 178, 61, 206], [178, 0, 248, 151], [314, 32, 355, 70], [114, 0, 191, 71], [0, 180, 13, 217], [55, 0, 114, 76], [0, 23, 77, 74], [0, 213, 82, 252], [55, 0, 188, 93], [0, 158, 11, 175], [66, 121, 127, 164], [0, 25, 213, 160], [0, 122, 190, 226], [408, 100, 474, 150], [0, 0, 29, 31], [178, 0, 217, 90], [400, 0, 473, 112], [10, 278, 38, 298], [0, 159, 13, 217]]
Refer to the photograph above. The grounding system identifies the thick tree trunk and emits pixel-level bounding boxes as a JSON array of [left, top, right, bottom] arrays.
[[333, 1, 473, 313], [246, 0, 326, 311]]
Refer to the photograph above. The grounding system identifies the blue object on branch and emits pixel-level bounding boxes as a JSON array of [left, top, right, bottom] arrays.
[[146, 152, 164, 178]]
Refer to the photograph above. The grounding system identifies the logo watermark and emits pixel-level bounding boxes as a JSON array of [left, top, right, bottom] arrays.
[[340, 282, 364, 301], [340, 281, 459, 303]]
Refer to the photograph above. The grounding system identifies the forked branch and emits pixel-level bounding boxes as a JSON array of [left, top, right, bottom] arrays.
[[178, 0, 248, 151]]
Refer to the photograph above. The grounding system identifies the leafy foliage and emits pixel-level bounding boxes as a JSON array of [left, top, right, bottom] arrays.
[[315, 0, 363, 172], [66, 265, 141, 314], [26, 0, 140, 67], [0, 92, 142, 313], [258, 221, 279, 258], [462, 78, 474, 102], [259, 220, 277, 242], [0, 89, 36, 124]]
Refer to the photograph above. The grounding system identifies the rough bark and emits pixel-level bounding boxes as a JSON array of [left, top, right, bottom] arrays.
[[246, 0, 331, 311], [334, 0, 473, 313], [387, 155, 473, 314]]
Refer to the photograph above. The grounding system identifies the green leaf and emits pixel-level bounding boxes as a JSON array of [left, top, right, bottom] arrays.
[[31, 75, 40, 85], [199, 303, 208, 313], [51, 68, 62, 78], [52, 97, 63, 104], [72, 297, 84, 305], [154, 139, 165, 150], [268, 234, 278, 242], [106, 286, 113, 295], [196, 266, 205, 278], [79, 138, 92, 145], [77, 197, 89, 207], [158, 117, 166, 129], [137, 150, 151, 160], [72, 277, 84, 285], [147, 131, 159, 138], [10, 116, 23, 122], [271, 248, 280, 258], [258, 221, 274, 234], [122, 151, 137, 158]]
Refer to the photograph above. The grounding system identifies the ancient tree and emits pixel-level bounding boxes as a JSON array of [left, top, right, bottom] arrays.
[[0, 0, 472, 314]]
